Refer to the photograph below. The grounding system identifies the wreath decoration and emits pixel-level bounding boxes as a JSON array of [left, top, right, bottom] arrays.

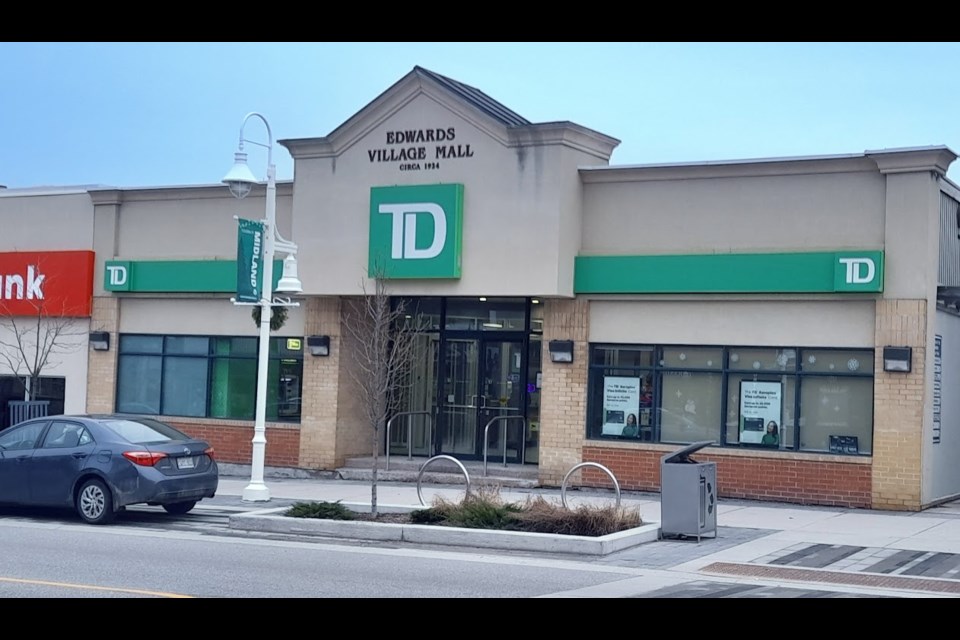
[[252, 305, 288, 331]]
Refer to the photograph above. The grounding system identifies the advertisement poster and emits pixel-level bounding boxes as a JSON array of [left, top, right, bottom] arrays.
[[602, 376, 641, 436], [739, 381, 782, 445]]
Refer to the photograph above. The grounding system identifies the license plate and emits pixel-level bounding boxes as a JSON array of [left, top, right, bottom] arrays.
[[176, 456, 196, 470]]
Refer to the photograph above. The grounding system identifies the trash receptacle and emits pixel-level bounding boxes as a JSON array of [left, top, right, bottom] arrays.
[[660, 441, 717, 541]]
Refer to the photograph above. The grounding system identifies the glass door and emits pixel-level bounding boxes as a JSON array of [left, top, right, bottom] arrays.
[[478, 339, 525, 464], [439, 338, 479, 455]]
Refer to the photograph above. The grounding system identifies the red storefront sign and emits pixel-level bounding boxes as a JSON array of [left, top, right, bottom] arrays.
[[0, 251, 95, 317]]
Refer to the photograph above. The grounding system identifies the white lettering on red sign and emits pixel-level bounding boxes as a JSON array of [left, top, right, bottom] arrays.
[[0, 265, 45, 300]]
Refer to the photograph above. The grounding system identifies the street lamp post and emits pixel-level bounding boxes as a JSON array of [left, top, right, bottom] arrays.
[[222, 112, 302, 502]]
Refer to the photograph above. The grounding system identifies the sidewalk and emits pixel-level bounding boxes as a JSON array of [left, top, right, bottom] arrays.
[[210, 471, 960, 597]]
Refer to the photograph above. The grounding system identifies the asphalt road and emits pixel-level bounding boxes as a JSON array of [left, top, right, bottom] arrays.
[[0, 505, 917, 598], [0, 506, 638, 598]]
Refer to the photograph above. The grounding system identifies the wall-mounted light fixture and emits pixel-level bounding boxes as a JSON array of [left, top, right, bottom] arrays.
[[307, 335, 331, 357], [883, 346, 912, 373], [89, 331, 110, 351], [548, 339, 574, 363]]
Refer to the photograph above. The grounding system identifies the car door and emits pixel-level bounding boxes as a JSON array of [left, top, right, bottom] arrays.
[[0, 421, 49, 505], [28, 420, 96, 507]]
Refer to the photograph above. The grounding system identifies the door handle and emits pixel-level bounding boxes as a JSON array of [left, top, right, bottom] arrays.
[[72, 452, 88, 459]]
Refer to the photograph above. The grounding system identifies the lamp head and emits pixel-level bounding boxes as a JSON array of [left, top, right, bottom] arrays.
[[275, 254, 303, 294], [222, 151, 259, 199]]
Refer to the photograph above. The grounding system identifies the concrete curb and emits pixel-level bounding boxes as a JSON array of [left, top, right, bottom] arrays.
[[228, 504, 661, 556]]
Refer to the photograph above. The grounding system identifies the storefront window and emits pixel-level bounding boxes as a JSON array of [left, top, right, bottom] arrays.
[[660, 347, 722, 369], [659, 372, 722, 443], [587, 344, 874, 455], [798, 376, 874, 454], [728, 348, 797, 372], [116, 355, 162, 414], [396, 297, 442, 331], [445, 298, 526, 331], [800, 349, 874, 374], [530, 299, 544, 333], [116, 335, 303, 422], [592, 345, 654, 368]]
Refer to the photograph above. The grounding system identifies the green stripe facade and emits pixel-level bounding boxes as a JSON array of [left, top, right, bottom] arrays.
[[574, 251, 884, 294], [104, 260, 284, 293]]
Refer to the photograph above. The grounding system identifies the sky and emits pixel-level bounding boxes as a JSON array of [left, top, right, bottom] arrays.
[[3, 42, 960, 189]]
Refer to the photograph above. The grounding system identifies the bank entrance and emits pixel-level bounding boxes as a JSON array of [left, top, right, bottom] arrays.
[[391, 297, 542, 464]]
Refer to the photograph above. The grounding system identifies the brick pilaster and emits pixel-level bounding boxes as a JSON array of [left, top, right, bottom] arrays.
[[872, 299, 927, 510], [538, 297, 589, 486], [86, 296, 119, 413], [297, 297, 341, 469]]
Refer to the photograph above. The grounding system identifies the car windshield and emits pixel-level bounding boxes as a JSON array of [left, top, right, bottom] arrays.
[[101, 418, 189, 444]]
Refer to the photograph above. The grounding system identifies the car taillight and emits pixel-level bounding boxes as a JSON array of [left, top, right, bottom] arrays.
[[204, 447, 215, 461], [123, 451, 167, 466]]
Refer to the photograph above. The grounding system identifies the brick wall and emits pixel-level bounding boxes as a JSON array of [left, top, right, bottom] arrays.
[[334, 297, 377, 467], [168, 419, 301, 468], [297, 297, 341, 470], [581, 444, 873, 508], [86, 296, 119, 413], [872, 299, 926, 511], [538, 298, 589, 485]]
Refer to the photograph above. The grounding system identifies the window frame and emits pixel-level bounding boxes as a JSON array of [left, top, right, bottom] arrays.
[[115, 334, 305, 423], [587, 343, 875, 456]]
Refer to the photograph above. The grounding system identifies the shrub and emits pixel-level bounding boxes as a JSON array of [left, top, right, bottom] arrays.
[[417, 484, 523, 529], [283, 487, 644, 537], [286, 500, 356, 520], [512, 495, 642, 537]]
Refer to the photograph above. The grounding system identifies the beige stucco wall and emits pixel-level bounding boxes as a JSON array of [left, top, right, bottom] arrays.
[[580, 159, 885, 255], [0, 317, 90, 414], [589, 299, 876, 347], [111, 187, 293, 260], [117, 297, 304, 337], [287, 92, 611, 299], [0, 191, 94, 251]]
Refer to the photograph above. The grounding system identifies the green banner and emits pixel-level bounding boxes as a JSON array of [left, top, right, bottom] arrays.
[[236, 219, 264, 303]]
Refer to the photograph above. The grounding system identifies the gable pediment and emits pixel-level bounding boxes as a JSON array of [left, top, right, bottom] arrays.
[[280, 67, 619, 162]]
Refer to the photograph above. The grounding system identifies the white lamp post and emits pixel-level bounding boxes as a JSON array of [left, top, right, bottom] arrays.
[[223, 112, 302, 502]]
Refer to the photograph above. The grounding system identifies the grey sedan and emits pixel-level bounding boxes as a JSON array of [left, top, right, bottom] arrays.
[[0, 414, 218, 524]]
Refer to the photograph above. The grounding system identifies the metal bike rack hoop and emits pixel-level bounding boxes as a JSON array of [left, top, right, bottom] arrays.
[[416, 455, 471, 506], [385, 411, 434, 471], [482, 415, 527, 476], [560, 462, 622, 510]]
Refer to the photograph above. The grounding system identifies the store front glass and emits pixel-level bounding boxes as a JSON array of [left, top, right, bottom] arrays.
[[393, 297, 541, 464]]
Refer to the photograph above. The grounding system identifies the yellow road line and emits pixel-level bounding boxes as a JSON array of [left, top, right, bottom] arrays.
[[0, 576, 193, 598]]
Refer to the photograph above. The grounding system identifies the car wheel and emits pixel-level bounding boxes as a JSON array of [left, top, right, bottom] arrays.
[[76, 478, 115, 525], [162, 501, 197, 515]]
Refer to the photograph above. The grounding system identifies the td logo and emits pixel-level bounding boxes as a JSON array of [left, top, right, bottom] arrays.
[[369, 184, 463, 279], [833, 252, 883, 292]]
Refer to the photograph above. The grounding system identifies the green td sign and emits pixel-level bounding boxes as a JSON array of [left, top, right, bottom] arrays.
[[368, 183, 464, 279]]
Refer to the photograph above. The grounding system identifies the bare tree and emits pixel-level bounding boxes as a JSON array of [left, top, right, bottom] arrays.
[[341, 266, 426, 516], [0, 295, 86, 403]]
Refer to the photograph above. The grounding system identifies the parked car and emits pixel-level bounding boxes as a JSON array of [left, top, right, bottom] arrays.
[[0, 414, 218, 524]]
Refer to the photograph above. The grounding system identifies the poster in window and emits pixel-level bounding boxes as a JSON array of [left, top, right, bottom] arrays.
[[602, 376, 641, 436], [739, 381, 782, 445]]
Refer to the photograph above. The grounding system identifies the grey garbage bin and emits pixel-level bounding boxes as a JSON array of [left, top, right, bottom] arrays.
[[660, 441, 717, 541]]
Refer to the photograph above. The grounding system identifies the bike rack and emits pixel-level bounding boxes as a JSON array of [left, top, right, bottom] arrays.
[[560, 462, 622, 510], [385, 411, 433, 471], [482, 415, 527, 477], [416, 455, 471, 507]]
